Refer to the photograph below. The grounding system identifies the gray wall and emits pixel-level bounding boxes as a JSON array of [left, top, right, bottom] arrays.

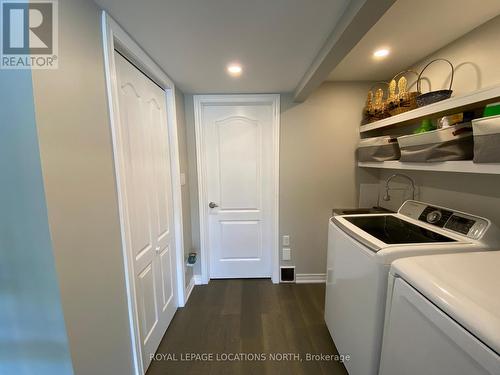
[[376, 170, 500, 227], [371, 14, 500, 227], [175, 89, 194, 286], [30, 1, 200, 372], [183, 94, 202, 276], [411, 14, 500, 96], [184, 82, 375, 276], [32, 0, 134, 373], [0, 70, 73, 375], [279, 82, 374, 274]]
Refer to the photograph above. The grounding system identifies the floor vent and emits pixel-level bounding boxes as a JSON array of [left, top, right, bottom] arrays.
[[280, 266, 295, 283]]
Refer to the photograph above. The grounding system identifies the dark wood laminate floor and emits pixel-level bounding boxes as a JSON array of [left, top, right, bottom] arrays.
[[146, 279, 348, 375]]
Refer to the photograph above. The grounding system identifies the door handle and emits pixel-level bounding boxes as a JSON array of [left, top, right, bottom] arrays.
[[155, 246, 161, 254], [209, 202, 219, 209]]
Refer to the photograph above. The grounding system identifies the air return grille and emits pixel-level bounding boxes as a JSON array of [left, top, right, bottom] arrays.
[[280, 266, 295, 283]]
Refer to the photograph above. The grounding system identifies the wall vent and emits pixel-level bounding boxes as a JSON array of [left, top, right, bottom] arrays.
[[280, 266, 295, 283]]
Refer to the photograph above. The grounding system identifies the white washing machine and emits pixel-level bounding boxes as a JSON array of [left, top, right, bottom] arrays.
[[324, 200, 500, 375], [379, 252, 500, 375]]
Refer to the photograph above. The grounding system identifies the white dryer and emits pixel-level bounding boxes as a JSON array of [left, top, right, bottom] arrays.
[[324, 200, 500, 375], [379, 252, 500, 375]]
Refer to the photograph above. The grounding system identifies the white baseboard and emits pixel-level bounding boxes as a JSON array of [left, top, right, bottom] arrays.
[[190, 273, 325, 285], [295, 273, 327, 284], [185, 276, 195, 303], [193, 274, 203, 285]]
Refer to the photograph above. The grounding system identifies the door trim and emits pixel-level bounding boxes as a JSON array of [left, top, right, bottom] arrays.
[[101, 12, 186, 375], [194, 94, 280, 284]]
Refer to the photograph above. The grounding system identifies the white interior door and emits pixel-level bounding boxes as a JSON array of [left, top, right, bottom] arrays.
[[114, 52, 177, 371], [197, 96, 278, 279]]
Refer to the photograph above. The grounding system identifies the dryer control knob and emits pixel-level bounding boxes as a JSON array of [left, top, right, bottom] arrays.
[[426, 210, 442, 224]]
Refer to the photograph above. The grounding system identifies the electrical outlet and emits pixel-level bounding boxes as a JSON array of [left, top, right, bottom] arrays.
[[282, 248, 291, 261], [282, 235, 290, 246]]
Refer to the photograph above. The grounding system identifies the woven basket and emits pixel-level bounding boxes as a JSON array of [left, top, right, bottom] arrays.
[[387, 70, 420, 116], [416, 58, 454, 107], [362, 81, 390, 124]]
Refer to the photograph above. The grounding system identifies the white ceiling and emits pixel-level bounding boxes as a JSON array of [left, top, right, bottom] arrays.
[[96, 0, 350, 93], [328, 0, 500, 81]]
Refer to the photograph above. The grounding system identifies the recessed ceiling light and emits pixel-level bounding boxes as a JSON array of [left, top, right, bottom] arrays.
[[373, 48, 390, 58], [227, 63, 242, 77]]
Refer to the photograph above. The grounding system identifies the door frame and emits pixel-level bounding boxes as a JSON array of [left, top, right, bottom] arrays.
[[193, 94, 280, 284], [101, 12, 186, 375]]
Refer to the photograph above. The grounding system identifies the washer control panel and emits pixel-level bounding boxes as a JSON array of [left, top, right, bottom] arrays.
[[426, 210, 442, 224], [399, 201, 489, 240], [445, 214, 488, 239], [418, 206, 453, 227]]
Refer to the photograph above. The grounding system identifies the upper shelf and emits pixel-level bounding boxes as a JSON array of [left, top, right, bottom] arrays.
[[358, 161, 500, 175], [360, 84, 500, 133]]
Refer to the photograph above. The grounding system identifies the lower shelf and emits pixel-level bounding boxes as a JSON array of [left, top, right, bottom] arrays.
[[358, 161, 500, 175]]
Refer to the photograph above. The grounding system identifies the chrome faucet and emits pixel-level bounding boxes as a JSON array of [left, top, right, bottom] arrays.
[[383, 173, 415, 201]]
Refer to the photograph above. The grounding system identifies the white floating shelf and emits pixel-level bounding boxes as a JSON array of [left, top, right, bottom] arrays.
[[360, 84, 500, 133], [358, 161, 500, 175]]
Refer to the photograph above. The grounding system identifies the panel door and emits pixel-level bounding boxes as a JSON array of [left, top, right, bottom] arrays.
[[115, 52, 177, 372], [202, 102, 274, 278]]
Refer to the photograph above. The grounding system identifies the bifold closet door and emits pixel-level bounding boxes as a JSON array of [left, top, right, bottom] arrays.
[[114, 52, 177, 371]]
